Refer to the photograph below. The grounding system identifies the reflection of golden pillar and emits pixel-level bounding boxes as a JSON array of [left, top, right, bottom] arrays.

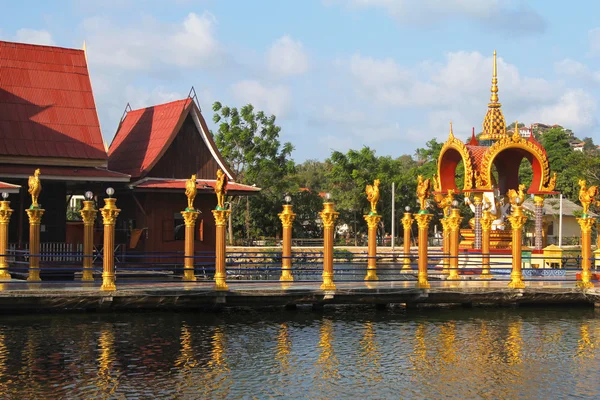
[[278, 204, 296, 281], [79, 200, 97, 282], [364, 214, 381, 280], [447, 208, 462, 281], [100, 198, 120, 291], [212, 209, 231, 290], [182, 210, 200, 282], [320, 202, 339, 290], [26, 208, 44, 281], [440, 217, 450, 274], [577, 217, 595, 289], [0, 201, 13, 280], [414, 212, 433, 288], [507, 205, 527, 289], [480, 208, 493, 279], [401, 211, 413, 270]]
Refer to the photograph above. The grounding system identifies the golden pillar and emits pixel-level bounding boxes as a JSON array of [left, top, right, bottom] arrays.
[[507, 204, 527, 289], [446, 208, 462, 280], [0, 198, 13, 280], [401, 209, 413, 270], [212, 209, 231, 290], [577, 217, 595, 289], [181, 210, 200, 282], [480, 207, 493, 279], [26, 208, 44, 281], [79, 199, 97, 282], [320, 202, 339, 290], [278, 204, 296, 281], [414, 212, 433, 288], [364, 214, 382, 280], [440, 217, 450, 274], [100, 195, 120, 291]]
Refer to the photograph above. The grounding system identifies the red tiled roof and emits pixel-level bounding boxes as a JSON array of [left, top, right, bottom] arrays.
[[466, 145, 488, 167], [0, 165, 130, 182], [108, 98, 193, 178], [0, 181, 20, 193], [131, 178, 260, 194], [0, 40, 107, 162]]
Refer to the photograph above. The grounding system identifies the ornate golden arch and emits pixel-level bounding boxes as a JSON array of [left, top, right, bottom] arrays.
[[479, 131, 554, 192], [437, 129, 474, 192]]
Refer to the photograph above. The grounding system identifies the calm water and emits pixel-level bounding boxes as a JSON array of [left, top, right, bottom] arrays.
[[0, 307, 599, 399]]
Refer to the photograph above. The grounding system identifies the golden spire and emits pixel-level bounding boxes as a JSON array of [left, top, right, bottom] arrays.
[[449, 121, 454, 138], [490, 50, 498, 104], [479, 50, 506, 142]]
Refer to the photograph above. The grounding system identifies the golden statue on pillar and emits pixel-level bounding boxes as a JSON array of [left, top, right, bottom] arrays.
[[507, 184, 526, 206], [215, 169, 228, 210], [28, 168, 42, 209], [578, 179, 598, 216], [416, 175, 431, 212], [185, 174, 197, 211], [365, 179, 380, 215]]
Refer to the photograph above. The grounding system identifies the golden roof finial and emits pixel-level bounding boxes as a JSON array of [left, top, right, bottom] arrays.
[[490, 50, 498, 104], [449, 121, 454, 138], [512, 120, 521, 140]]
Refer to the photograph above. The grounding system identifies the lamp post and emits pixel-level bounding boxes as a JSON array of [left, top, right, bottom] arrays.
[[79, 191, 97, 281], [447, 200, 463, 281], [320, 193, 338, 290], [508, 196, 527, 289], [278, 194, 295, 281], [401, 206, 413, 271], [100, 187, 120, 291], [0, 192, 13, 280], [480, 200, 493, 279]]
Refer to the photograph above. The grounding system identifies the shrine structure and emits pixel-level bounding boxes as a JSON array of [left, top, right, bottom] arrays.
[[433, 51, 557, 254]]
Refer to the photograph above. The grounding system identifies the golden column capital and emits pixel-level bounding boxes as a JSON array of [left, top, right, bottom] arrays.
[[414, 212, 433, 229], [0, 201, 13, 224], [446, 208, 463, 231], [507, 206, 527, 230], [181, 210, 200, 226], [212, 209, 231, 227], [278, 204, 296, 228], [320, 202, 339, 228], [472, 192, 483, 204], [533, 194, 545, 207], [364, 214, 382, 281], [25, 208, 45, 225], [480, 209, 493, 231], [577, 216, 595, 232], [401, 212, 413, 229], [79, 200, 97, 225], [101, 198, 120, 225]]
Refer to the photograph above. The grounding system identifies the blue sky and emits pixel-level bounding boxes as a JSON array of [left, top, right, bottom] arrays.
[[2, 0, 600, 162]]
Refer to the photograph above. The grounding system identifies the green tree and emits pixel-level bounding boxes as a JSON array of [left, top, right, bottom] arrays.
[[539, 127, 573, 172], [212, 102, 295, 241]]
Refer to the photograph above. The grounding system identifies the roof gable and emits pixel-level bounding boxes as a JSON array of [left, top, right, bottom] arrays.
[[108, 98, 234, 180], [0, 40, 107, 163]]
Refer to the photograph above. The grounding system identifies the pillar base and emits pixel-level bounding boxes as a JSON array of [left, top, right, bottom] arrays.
[[214, 273, 228, 291], [508, 278, 525, 289], [364, 269, 379, 281], [81, 269, 94, 282], [100, 273, 116, 291], [577, 281, 594, 289], [416, 278, 430, 289], [321, 272, 336, 290], [27, 271, 41, 281], [479, 273, 493, 280], [183, 270, 197, 282], [279, 271, 294, 281], [0, 270, 11, 280], [447, 272, 460, 281]]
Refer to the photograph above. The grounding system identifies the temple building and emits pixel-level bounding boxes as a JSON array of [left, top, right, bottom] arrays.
[[0, 39, 258, 255], [434, 51, 556, 254]]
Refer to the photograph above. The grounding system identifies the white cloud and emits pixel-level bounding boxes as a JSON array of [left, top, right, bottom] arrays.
[[231, 80, 292, 117], [81, 12, 223, 70], [329, 0, 546, 34], [554, 58, 600, 83], [520, 89, 597, 132], [14, 29, 55, 46], [267, 35, 309, 77]]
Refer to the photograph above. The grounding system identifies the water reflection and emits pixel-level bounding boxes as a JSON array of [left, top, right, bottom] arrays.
[[0, 309, 598, 398]]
